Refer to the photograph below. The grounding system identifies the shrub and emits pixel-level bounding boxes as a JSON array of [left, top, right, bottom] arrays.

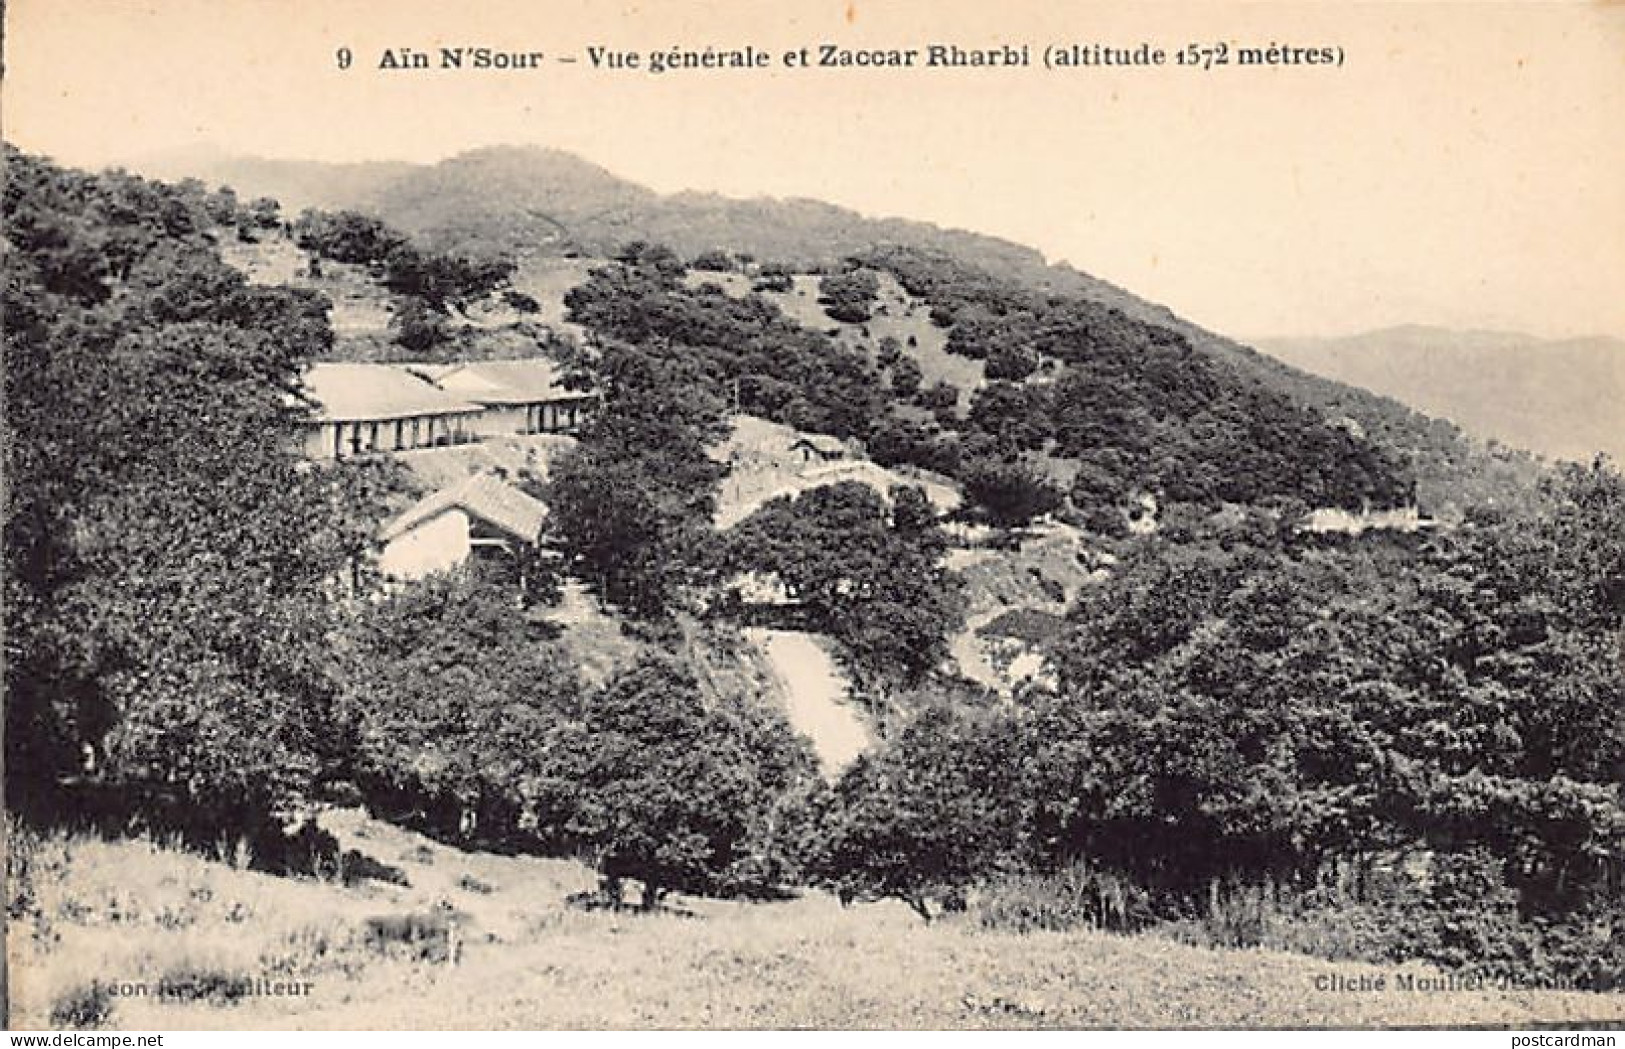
[[502, 289, 541, 313], [752, 263, 794, 293], [337, 849, 410, 888], [457, 873, 495, 895], [1522, 903, 1625, 992], [402, 844, 436, 865], [1404, 848, 1524, 972], [1162, 886, 1409, 963], [984, 343, 1039, 382], [154, 962, 256, 1005], [260, 921, 355, 977], [887, 356, 924, 399], [691, 249, 734, 272], [362, 910, 460, 964], [977, 863, 1155, 935], [818, 270, 880, 323], [915, 381, 959, 411], [50, 981, 113, 1029]]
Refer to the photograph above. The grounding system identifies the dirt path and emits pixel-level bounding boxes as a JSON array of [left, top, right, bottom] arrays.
[[747, 628, 871, 776]]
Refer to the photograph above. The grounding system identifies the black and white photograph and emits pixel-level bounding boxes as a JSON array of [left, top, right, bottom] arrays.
[[2, 0, 1622, 1034]]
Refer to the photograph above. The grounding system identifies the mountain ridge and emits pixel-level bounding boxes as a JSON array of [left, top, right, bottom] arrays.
[[1255, 327, 1625, 464]]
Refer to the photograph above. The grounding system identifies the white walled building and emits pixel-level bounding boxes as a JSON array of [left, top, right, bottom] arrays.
[[377, 471, 549, 581], [298, 363, 484, 460], [415, 359, 594, 437]]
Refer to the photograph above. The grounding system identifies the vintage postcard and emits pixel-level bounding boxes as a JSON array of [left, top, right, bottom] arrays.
[[3, 0, 1622, 1035]]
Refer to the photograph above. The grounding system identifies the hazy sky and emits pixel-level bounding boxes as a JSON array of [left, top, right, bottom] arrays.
[[6, 0, 1624, 340]]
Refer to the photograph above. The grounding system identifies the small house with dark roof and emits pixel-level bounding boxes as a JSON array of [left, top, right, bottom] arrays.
[[299, 363, 484, 460], [422, 359, 594, 436], [790, 433, 848, 465], [378, 472, 549, 582]]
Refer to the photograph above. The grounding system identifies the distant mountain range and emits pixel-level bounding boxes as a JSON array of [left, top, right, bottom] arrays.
[[1255, 326, 1624, 464], [127, 145, 1143, 299]]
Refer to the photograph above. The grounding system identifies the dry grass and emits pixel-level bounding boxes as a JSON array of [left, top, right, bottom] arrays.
[[713, 414, 958, 529], [10, 814, 1623, 1031], [680, 269, 982, 411], [510, 258, 597, 341], [217, 234, 396, 336]]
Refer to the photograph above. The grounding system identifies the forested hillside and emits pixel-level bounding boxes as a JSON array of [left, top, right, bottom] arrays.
[[2, 150, 818, 905], [3, 147, 392, 819], [157, 145, 1550, 515]]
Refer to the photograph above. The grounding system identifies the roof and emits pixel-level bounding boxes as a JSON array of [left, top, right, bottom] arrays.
[[379, 472, 549, 544], [429, 359, 589, 405], [301, 363, 483, 422], [790, 434, 847, 455]]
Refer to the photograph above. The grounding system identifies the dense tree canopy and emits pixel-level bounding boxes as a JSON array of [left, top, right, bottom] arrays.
[[536, 654, 817, 905], [540, 340, 728, 618], [808, 706, 1026, 920], [344, 572, 584, 842], [818, 268, 880, 323], [4, 149, 392, 823], [815, 466, 1622, 985], [564, 249, 886, 439], [855, 244, 1415, 515], [726, 483, 964, 685]]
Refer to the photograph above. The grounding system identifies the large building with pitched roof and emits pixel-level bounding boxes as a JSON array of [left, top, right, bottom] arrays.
[[417, 359, 594, 436], [298, 363, 485, 460]]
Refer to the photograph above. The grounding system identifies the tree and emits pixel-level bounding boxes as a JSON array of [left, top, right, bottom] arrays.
[[818, 269, 880, 323], [889, 355, 923, 398], [984, 341, 1040, 382], [915, 380, 960, 412], [244, 196, 282, 229], [967, 381, 1052, 452], [292, 208, 407, 266], [540, 341, 727, 618], [867, 416, 961, 477], [390, 295, 454, 355], [752, 262, 795, 293], [344, 571, 581, 844], [690, 248, 734, 272], [381, 244, 514, 313], [1030, 474, 1625, 916], [726, 482, 963, 684], [537, 655, 814, 906], [809, 706, 1028, 920], [959, 455, 1063, 528], [3, 152, 392, 832]]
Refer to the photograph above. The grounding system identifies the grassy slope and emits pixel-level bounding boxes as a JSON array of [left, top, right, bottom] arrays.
[[684, 270, 984, 411], [9, 816, 1622, 1030]]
